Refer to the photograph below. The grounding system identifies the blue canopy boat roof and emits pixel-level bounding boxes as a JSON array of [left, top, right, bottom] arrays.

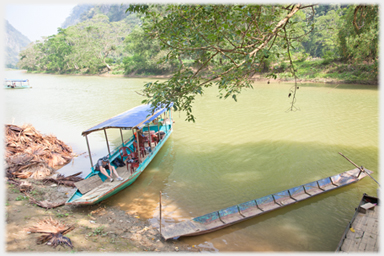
[[82, 103, 173, 136], [5, 79, 29, 82]]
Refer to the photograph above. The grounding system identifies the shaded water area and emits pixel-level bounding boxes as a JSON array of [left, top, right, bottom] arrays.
[[3, 70, 379, 252]]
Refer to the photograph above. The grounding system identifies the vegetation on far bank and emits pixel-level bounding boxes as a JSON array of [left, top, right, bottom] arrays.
[[16, 57, 378, 86], [277, 58, 378, 84]]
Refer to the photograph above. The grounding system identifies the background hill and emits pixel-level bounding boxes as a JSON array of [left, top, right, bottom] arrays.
[[61, 4, 132, 28], [5, 20, 31, 68]]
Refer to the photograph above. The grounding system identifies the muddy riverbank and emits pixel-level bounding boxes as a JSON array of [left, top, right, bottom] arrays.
[[5, 179, 200, 252]]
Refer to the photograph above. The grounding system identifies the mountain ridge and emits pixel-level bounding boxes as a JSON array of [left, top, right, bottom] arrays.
[[5, 20, 31, 68]]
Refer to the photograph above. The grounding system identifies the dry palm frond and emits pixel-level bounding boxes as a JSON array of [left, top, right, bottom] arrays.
[[7, 153, 34, 166], [29, 164, 53, 180], [26, 217, 70, 234], [38, 232, 74, 248], [14, 171, 33, 179], [25, 217, 74, 248], [5, 123, 75, 179]]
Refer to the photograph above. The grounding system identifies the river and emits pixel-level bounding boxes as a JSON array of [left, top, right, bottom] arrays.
[[3, 70, 379, 252]]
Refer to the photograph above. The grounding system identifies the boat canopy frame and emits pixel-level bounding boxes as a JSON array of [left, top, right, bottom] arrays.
[[5, 79, 29, 83], [82, 103, 173, 168]]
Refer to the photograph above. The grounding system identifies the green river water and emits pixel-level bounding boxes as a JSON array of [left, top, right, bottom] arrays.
[[3, 70, 379, 252]]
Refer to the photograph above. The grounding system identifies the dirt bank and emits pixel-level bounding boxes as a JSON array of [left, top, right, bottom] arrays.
[[5, 180, 199, 252]]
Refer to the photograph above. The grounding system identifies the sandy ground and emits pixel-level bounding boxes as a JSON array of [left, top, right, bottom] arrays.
[[4, 179, 200, 253]]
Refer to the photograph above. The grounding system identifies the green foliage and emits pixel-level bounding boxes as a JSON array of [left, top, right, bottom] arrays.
[[277, 58, 377, 83], [15, 195, 28, 201], [56, 212, 70, 218], [300, 6, 342, 58], [128, 4, 311, 121], [122, 26, 176, 75], [337, 5, 378, 63], [89, 226, 107, 236], [18, 12, 140, 74]]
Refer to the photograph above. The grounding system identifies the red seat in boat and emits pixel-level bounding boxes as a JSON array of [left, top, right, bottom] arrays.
[[127, 152, 140, 174], [133, 141, 145, 158], [119, 147, 140, 174], [119, 147, 132, 160], [150, 131, 158, 146]]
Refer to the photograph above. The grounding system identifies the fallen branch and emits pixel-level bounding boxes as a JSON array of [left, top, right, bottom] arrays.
[[42, 172, 83, 187], [24, 192, 65, 209]]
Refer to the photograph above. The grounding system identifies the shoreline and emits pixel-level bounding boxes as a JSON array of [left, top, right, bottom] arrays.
[[10, 69, 378, 85]]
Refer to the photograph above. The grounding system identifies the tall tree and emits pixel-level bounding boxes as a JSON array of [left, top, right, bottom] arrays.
[[338, 5, 378, 63]]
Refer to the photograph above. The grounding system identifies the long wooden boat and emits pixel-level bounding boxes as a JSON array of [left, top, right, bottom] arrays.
[[4, 79, 31, 89], [66, 103, 174, 206], [335, 193, 379, 252], [161, 167, 372, 240]]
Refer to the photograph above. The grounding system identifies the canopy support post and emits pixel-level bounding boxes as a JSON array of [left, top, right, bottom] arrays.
[[164, 113, 168, 133], [85, 135, 94, 168], [157, 118, 160, 134], [120, 128, 124, 145], [135, 128, 141, 163], [147, 123, 152, 150], [104, 129, 111, 157]]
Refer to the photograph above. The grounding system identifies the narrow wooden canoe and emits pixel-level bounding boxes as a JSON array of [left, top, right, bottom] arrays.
[[66, 103, 173, 206], [335, 193, 379, 252], [161, 168, 373, 240]]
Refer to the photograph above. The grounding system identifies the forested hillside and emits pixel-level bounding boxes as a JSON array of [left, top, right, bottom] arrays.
[[18, 6, 141, 74], [17, 4, 378, 85], [5, 20, 31, 68]]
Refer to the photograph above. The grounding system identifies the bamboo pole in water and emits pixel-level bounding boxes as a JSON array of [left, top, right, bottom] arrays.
[[159, 191, 162, 236], [338, 152, 380, 187]]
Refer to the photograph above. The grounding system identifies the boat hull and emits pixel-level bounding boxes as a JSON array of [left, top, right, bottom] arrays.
[[161, 168, 373, 240], [4, 85, 31, 89]]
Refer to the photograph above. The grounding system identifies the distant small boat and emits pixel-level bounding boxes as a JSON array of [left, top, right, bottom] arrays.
[[4, 79, 31, 89], [161, 168, 372, 240], [66, 103, 174, 206]]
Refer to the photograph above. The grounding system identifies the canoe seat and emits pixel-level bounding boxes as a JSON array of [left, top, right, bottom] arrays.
[[289, 185, 311, 200], [303, 181, 324, 196], [74, 175, 103, 194], [238, 200, 264, 217]]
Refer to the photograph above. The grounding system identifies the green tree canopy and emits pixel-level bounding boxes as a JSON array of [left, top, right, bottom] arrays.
[[128, 4, 315, 121], [18, 12, 140, 74]]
